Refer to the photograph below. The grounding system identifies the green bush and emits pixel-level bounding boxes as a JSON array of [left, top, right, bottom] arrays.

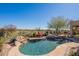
[[74, 34, 79, 38], [68, 47, 79, 56], [69, 51, 79, 56], [0, 37, 6, 54]]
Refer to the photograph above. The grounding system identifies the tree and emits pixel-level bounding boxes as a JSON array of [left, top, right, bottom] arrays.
[[3, 24, 16, 32], [48, 17, 68, 35], [0, 24, 17, 55], [0, 24, 17, 42]]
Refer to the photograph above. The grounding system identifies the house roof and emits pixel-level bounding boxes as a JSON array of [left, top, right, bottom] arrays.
[[70, 21, 79, 26]]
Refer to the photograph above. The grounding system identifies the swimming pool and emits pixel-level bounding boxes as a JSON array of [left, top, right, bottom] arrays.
[[19, 40, 59, 56]]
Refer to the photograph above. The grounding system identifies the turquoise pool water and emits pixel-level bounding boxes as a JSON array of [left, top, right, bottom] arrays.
[[19, 40, 59, 55]]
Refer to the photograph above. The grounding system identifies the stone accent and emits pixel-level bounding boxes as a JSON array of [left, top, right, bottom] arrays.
[[16, 36, 28, 43]]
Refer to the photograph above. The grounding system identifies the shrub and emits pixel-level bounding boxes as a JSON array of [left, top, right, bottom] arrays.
[[0, 37, 6, 55], [68, 47, 79, 56], [74, 34, 79, 38]]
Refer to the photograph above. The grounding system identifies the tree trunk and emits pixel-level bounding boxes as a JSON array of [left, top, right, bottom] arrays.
[[55, 28, 59, 36]]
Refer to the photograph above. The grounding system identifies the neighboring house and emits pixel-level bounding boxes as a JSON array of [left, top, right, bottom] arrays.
[[70, 21, 79, 36]]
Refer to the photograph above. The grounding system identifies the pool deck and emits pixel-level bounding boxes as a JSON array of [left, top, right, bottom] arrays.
[[47, 42, 79, 56], [7, 41, 79, 56], [7, 41, 25, 56]]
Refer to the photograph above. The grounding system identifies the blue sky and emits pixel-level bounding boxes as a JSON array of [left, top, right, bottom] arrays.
[[0, 3, 79, 29]]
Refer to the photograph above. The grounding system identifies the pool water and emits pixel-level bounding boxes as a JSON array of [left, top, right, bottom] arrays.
[[19, 40, 59, 55]]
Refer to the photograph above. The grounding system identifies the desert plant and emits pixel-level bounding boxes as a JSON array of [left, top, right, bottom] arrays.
[[0, 37, 6, 55]]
